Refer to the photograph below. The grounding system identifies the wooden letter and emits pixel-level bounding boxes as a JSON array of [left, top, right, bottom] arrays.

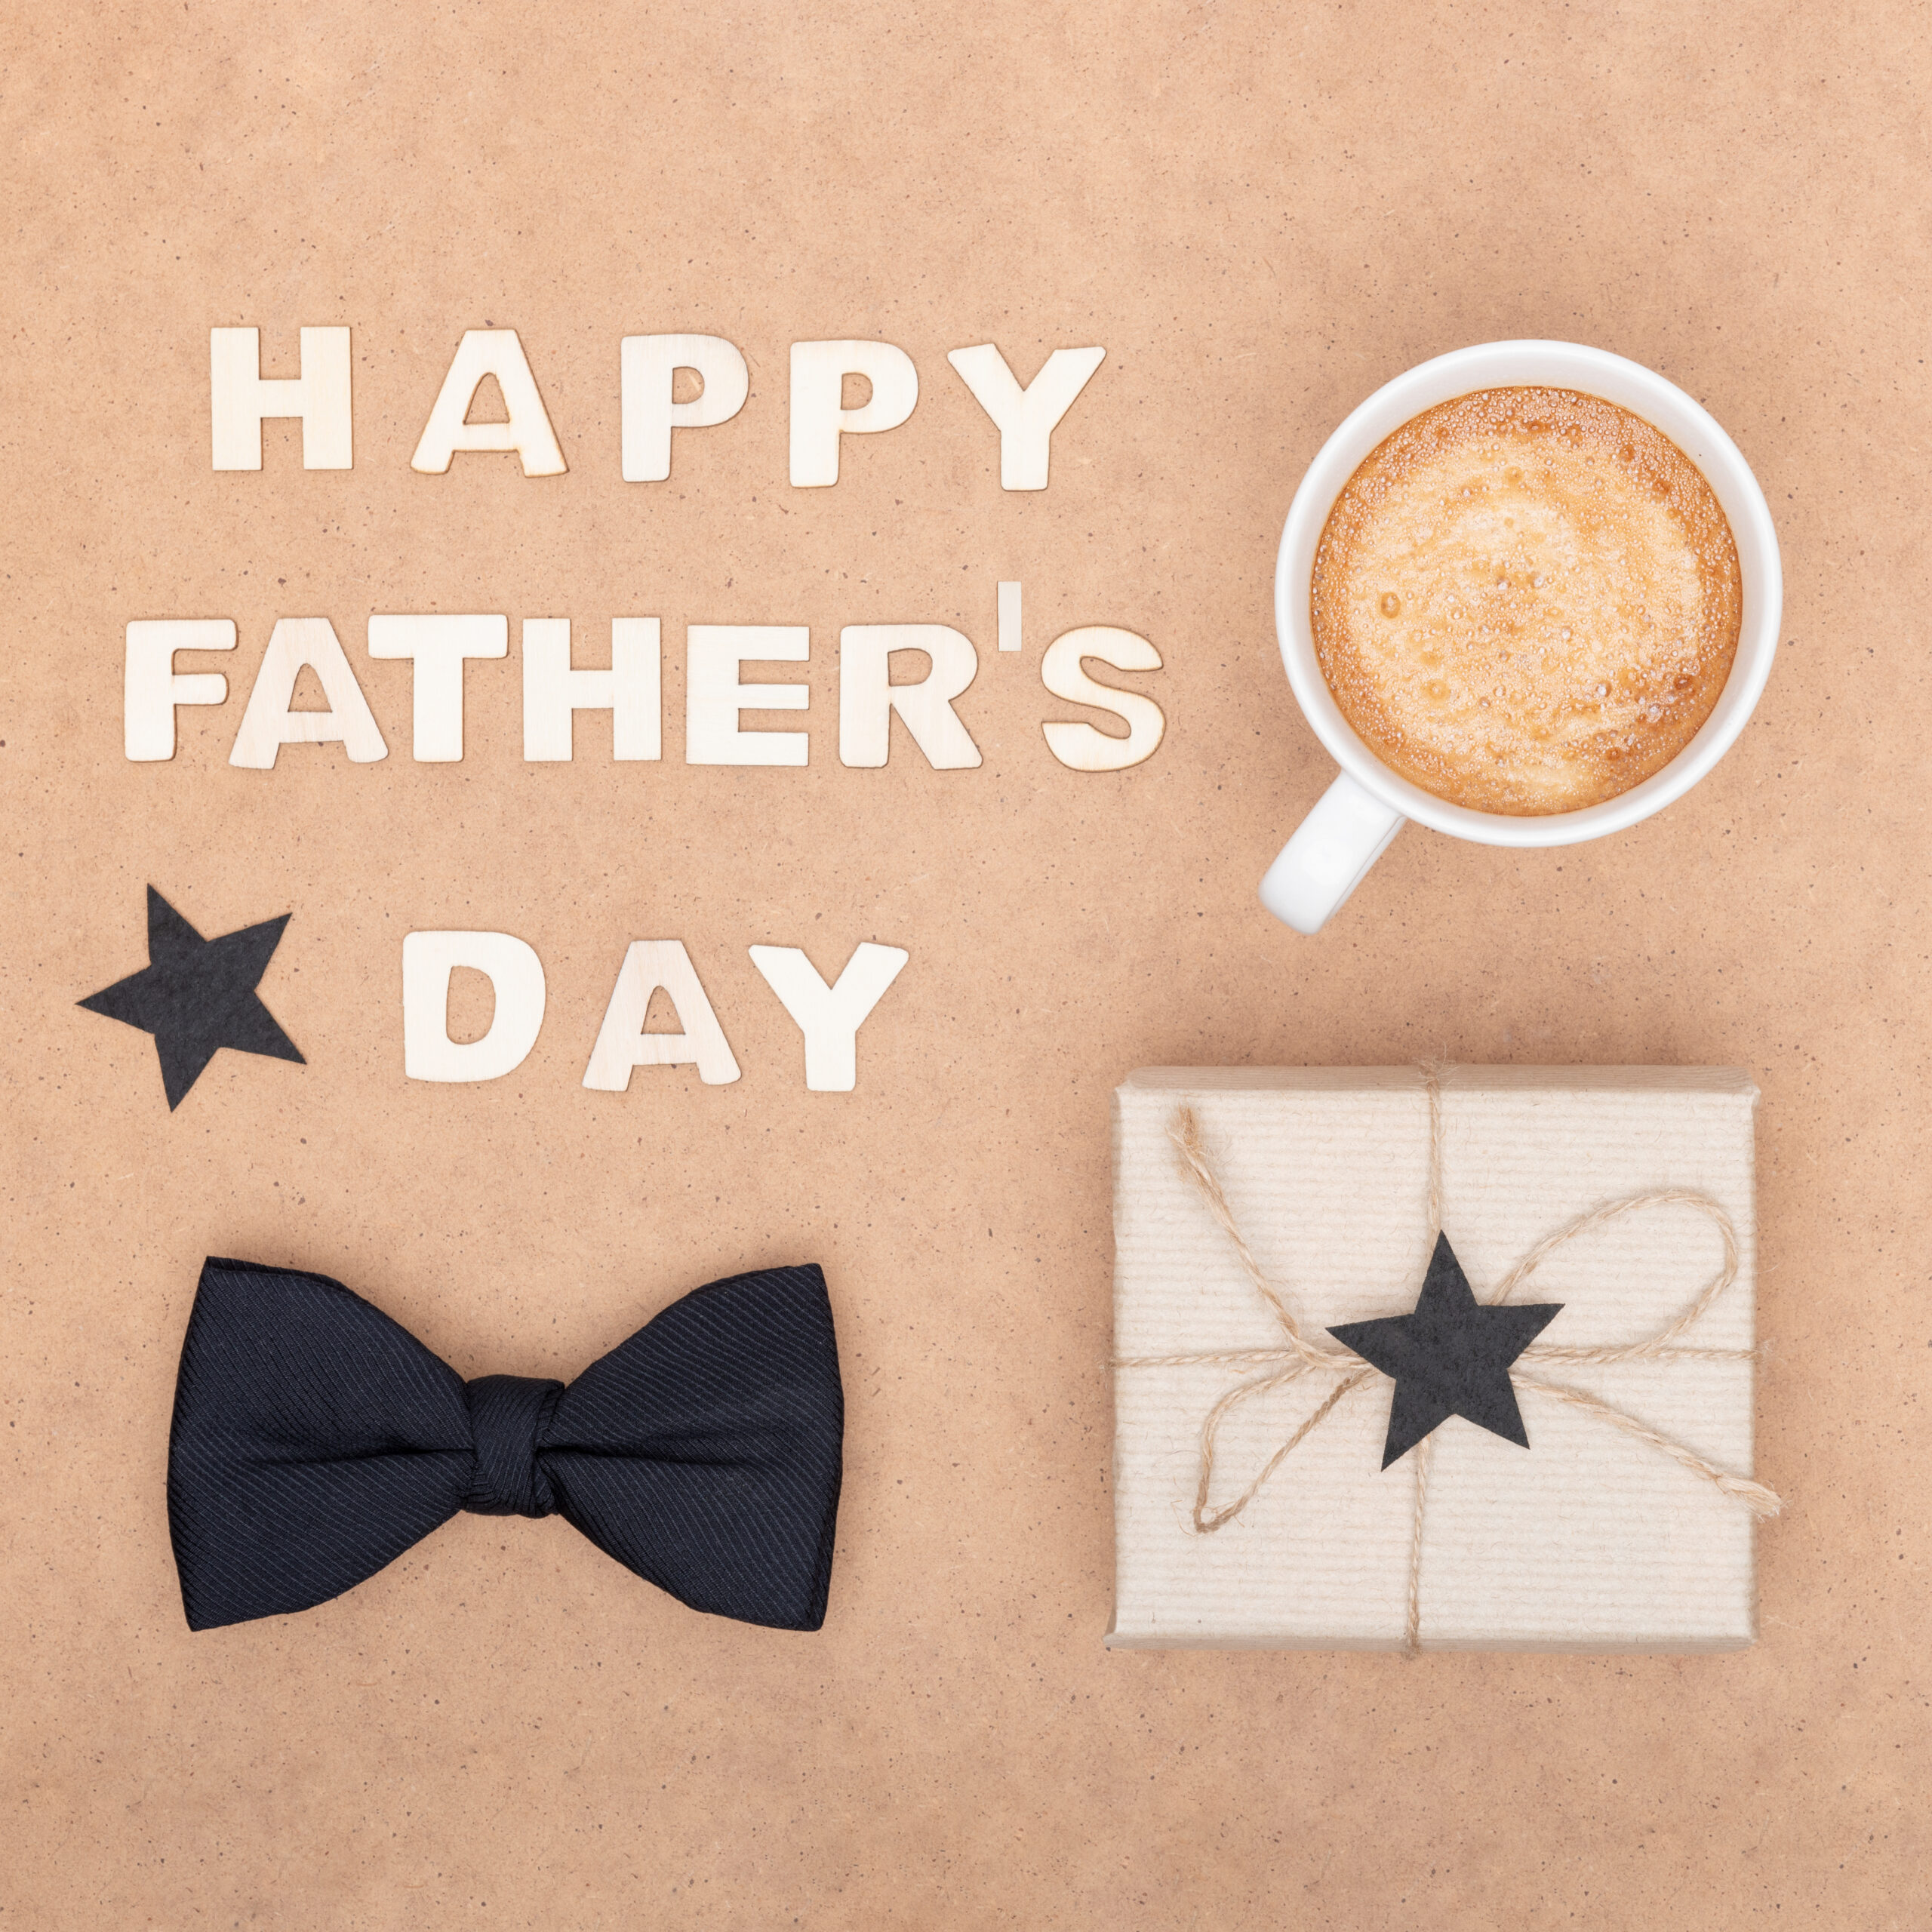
[[210, 327, 352, 470], [402, 931, 546, 1082], [125, 620, 235, 760], [411, 330, 568, 477], [946, 345, 1105, 491], [1040, 626, 1165, 771], [686, 625, 809, 765], [620, 335, 749, 481], [789, 341, 918, 486], [749, 943, 908, 1092], [998, 580, 1022, 653], [523, 618, 662, 761], [583, 940, 742, 1090], [229, 618, 388, 768], [838, 625, 982, 769], [368, 614, 508, 762]]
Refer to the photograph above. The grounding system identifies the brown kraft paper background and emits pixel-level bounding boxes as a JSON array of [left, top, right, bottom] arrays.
[[3, 4, 1925, 1926]]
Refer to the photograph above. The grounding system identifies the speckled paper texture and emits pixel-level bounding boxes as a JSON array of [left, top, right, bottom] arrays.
[[7, 3, 1930, 1926], [1110, 1067, 1758, 1650]]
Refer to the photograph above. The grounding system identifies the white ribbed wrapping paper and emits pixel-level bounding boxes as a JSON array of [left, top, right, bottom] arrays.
[[1109, 1067, 1761, 1652]]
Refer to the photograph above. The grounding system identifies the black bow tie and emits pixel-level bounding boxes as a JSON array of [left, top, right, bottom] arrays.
[[167, 1257, 844, 1632]]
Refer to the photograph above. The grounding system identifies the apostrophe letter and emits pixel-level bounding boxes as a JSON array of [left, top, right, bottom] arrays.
[[997, 580, 1022, 654], [367, 614, 509, 762], [837, 626, 982, 769], [946, 345, 1105, 491], [125, 620, 236, 760], [410, 330, 568, 477], [1039, 626, 1166, 771], [229, 618, 389, 768], [685, 625, 810, 765], [402, 931, 547, 1082], [748, 943, 909, 1093], [523, 617, 662, 761], [620, 335, 750, 482], [210, 327, 352, 470], [582, 940, 742, 1090], [789, 341, 918, 487]]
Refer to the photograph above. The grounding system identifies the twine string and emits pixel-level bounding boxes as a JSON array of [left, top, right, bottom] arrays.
[[1405, 1432, 1436, 1654], [1423, 1057, 1444, 1241], [1115, 1070, 1781, 1653]]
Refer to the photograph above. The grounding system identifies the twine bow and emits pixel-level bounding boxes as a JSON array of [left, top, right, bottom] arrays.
[[1115, 1068, 1781, 1653]]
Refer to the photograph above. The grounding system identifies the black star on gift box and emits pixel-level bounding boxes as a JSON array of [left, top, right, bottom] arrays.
[[79, 887, 303, 1109], [1329, 1232, 1563, 1466]]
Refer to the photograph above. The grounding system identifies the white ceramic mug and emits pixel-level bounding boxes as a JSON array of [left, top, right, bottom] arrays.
[[1260, 340, 1783, 934]]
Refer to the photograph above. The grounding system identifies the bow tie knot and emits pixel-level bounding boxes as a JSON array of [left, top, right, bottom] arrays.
[[463, 1375, 564, 1517]]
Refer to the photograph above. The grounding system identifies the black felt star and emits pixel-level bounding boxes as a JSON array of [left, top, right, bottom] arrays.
[[1328, 1233, 1562, 1467], [79, 887, 303, 1109]]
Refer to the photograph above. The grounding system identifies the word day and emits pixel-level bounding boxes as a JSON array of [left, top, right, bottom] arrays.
[[125, 612, 1166, 772], [211, 327, 1107, 488], [407, 931, 907, 1094]]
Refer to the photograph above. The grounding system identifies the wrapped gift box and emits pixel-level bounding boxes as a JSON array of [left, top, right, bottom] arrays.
[[1107, 1066, 1769, 1653]]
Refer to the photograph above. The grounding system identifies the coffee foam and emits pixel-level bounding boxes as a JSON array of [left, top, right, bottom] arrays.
[[1311, 386, 1743, 816]]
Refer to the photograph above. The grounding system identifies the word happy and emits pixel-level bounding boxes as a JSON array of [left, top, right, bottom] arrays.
[[208, 326, 1107, 490]]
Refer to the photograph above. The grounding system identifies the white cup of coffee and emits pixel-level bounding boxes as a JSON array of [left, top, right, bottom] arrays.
[[1260, 340, 1782, 934]]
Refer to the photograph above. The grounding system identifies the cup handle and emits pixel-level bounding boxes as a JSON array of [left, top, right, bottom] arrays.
[[1259, 772, 1405, 934]]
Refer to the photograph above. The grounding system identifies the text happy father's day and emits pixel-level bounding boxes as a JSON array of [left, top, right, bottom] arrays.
[[123, 326, 1166, 1093]]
